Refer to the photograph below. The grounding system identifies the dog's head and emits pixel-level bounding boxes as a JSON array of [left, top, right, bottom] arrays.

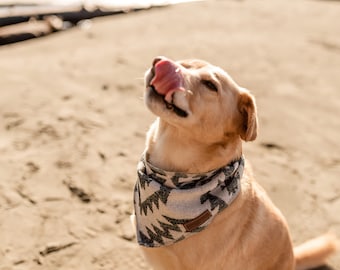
[[144, 56, 258, 144]]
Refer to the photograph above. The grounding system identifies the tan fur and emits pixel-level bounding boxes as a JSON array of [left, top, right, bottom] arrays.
[[136, 57, 337, 270], [294, 234, 338, 270]]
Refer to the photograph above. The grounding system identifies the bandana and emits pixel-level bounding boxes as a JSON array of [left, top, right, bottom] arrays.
[[133, 156, 244, 248]]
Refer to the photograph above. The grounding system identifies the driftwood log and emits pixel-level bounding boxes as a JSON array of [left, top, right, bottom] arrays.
[[0, 1, 166, 45]]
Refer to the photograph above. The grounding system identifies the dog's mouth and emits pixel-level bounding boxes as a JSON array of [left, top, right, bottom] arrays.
[[148, 84, 188, 118], [146, 58, 189, 118]]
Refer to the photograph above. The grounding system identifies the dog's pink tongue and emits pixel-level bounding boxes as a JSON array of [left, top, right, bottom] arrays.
[[151, 59, 185, 102]]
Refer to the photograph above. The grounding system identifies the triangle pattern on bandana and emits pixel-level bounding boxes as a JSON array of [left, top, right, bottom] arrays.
[[134, 156, 244, 247]]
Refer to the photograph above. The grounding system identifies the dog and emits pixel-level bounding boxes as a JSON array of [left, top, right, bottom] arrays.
[[131, 56, 337, 270]]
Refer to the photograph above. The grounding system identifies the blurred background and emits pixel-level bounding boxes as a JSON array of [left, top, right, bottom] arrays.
[[0, 0, 339, 269]]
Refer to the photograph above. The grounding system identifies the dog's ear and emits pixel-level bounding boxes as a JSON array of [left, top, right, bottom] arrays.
[[237, 89, 258, 141]]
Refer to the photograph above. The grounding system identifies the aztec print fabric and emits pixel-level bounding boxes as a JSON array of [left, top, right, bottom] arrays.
[[133, 156, 245, 248]]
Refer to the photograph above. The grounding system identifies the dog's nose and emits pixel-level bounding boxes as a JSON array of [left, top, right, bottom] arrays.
[[152, 56, 166, 67], [151, 58, 185, 103]]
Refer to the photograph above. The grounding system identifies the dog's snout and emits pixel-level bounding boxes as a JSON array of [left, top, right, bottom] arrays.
[[150, 57, 165, 79], [152, 56, 167, 67]]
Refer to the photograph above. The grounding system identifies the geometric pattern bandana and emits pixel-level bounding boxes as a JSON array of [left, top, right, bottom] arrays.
[[133, 156, 244, 247]]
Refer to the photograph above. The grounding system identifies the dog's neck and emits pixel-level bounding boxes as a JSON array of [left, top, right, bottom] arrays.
[[145, 118, 243, 174]]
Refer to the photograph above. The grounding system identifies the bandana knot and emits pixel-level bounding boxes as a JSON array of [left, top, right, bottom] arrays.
[[134, 156, 244, 247]]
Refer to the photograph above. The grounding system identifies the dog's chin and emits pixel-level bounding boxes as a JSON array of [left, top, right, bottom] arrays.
[[144, 85, 189, 119]]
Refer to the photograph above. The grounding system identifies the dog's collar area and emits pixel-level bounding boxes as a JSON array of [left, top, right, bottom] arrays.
[[134, 156, 244, 248]]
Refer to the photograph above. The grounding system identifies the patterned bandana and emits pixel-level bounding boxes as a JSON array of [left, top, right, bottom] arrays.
[[133, 156, 244, 248]]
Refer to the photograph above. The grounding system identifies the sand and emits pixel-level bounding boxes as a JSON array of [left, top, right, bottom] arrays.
[[0, 0, 339, 269]]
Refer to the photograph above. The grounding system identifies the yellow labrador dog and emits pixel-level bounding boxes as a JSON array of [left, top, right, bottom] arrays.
[[132, 56, 337, 270]]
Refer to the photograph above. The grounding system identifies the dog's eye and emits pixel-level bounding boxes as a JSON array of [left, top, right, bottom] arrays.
[[201, 80, 218, 92]]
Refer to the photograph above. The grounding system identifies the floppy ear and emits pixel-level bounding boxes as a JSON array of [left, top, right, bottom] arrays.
[[238, 90, 258, 141]]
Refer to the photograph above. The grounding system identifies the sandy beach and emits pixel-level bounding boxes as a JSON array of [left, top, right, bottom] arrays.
[[0, 0, 339, 269]]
